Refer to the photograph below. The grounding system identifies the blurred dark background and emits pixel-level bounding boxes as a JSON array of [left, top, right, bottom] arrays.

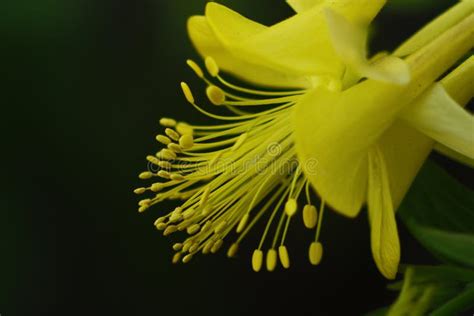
[[1, 0, 466, 315]]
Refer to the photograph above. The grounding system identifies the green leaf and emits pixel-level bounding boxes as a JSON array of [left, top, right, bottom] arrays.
[[408, 226, 474, 268], [398, 160, 474, 234]]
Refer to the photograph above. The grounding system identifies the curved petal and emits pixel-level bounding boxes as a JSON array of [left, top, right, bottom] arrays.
[[395, 0, 474, 57], [325, 9, 410, 84], [209, 0, 385, 78], [401, 84, 474, 159], [187, 16, 310, 88], [367, 146, 400, 280]]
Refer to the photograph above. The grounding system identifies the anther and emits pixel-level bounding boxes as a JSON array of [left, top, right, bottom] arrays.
[[139, 171, 153, 179], [206, 85, 226, 106], [205, 56, 219, 77], [186, 59, 204, 78], [187, 224, 201, 235], [165, 128, 180, 141], [155, 222, 167, 230], [138, 205, 148, 213], [156, 134, 171, 145], [158, 161, 172, 169], [202, 240, 214, 254], [182, 241, 193, 253], [146, 155, 161, 165], [180, 82, 195, 104], [278, 246, 290, 269], [167, 143, 182, 153], [266, 249, 278, 272], [309, 242, 323, 265], [227, 243, 239, 258], [214, 221, 227, 234], [173, 243, 183, 251], [252, 249, 263, 272], [176, 123, 193, 136], [236, 214, 249, 233], [201, 221, 213, 233], [163, 225, 177, 236], [182, 208, 196, 220], [182, 253, 193, 263], [172, 252, 182, 264], [133, 187, 146, 194], [154, 216, 166, 226], [159, 149, 177, 160], [150, 183, 164, 192], [189, 243, 200, 253], [170, 173, 185, 181], [169, 212, 183, 223], [179, 134, 194, 149], [211, 239, 223, 253], [303, 204, 318, 229], [232, 133, 248, 152], [138, 199, 151, 206], [285, 198, 298, 217], [159, 118, 177, 127]]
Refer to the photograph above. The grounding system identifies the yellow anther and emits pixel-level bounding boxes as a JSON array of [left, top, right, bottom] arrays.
[[159, 149, 176, 160], [179, 134, 194, 149], [133, 187, 146, 194], [173, 243, 183, 251], [159, 117, 177, 127], [201, 220, 213, 233], [176, 122, 193, 136], [139, 171, 153, 179], [278, 246, 290, 269], [163, 225, 177, 236], [182, 253, 193, 263], [180, 82, 195, 104], [146, 155, 160, 165], [150, 183, 164, 192], [182, 208, 196, 220], [182, 241, 193, 252], [309, 242, 323, 265], [170, 173, 185, 181], [138, 199, 151, 206], [232, 133, 248, 152], [186, 59, 204, 78], [189, 243, 200, 253], [169, 212, 183, 223], [266, 249, 278, 272], [158, 161, 172, 169], [206, 85, 226, 106], [214, 221, 227, 234], [211, 239, 223, 253], [138, 205, 148, 213], [285, 198, 298, 217], [177, 220, 191, 231], [187, 224, 201, 235], [154, 216, 166, 226], [157, 170, 170, 179], [252, 249, 263, 272], [165, 128, 180, 141], [155, 222, 167, 230], [205, 56, 219, 77], [156, 134, 171, 145], [167, 143, 182, 153], [227, 243, 239, 258], [202, 240, 214, 254], [173, 206, 183, 214], [236, 214, 249, 233], [200, 186, 211, 206], [172, 252, 181, 264], [201, 204, 213, 216], [303, 204, 318, 229]]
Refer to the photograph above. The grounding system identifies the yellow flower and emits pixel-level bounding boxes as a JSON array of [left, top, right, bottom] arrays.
[[135, 0, 474, 278]]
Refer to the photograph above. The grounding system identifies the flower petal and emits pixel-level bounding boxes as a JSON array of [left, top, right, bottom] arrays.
[[325, 9, 410, 84], [215, 0, 385, 78], [187, 16, 310, 88], [395, 0, 474, 57], [401, 83, 474, 159], [286, 0, 323, 13], [367, 146, 400, 280]]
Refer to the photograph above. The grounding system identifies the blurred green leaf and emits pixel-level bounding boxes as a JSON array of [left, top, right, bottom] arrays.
[[408, 226, 474, 268]]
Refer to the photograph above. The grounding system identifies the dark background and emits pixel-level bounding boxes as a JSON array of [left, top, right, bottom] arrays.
[[1, 0, 466, 315]]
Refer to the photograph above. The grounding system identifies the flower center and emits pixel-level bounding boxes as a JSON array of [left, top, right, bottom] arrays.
[[135, 57, 326, 271]]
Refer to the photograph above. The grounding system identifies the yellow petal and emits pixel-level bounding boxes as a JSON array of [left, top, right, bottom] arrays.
[[401, 83, 474, 159], [286, 0, 323, 12], [367, 146, 400, 280], [225, 0, 385, 78], [395, 0, 474, 57], [325, 9, 410, 84], [187, 16, 309, 88]]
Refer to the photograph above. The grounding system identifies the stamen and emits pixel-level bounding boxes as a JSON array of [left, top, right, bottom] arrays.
[[278, 245, 290, 269], [252, 249, 263, 272], [206, 85, 226, 105], [227, 242, 239, 258], [309, 242, 323, 265], [179, 134, 194, 149], [160, 118, 177, 127], [205, 56, 219, 77], [165, 128, 180, 141], [156, 134, 172, 145], [303, 204, 318, 229], [284, 198, 298, 217], [186, 59, 204, 79], [266, 248, 278, 272], [134, 187, 146, 194], [139, 171, 153, 180], [180, 82, 195, 104]]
